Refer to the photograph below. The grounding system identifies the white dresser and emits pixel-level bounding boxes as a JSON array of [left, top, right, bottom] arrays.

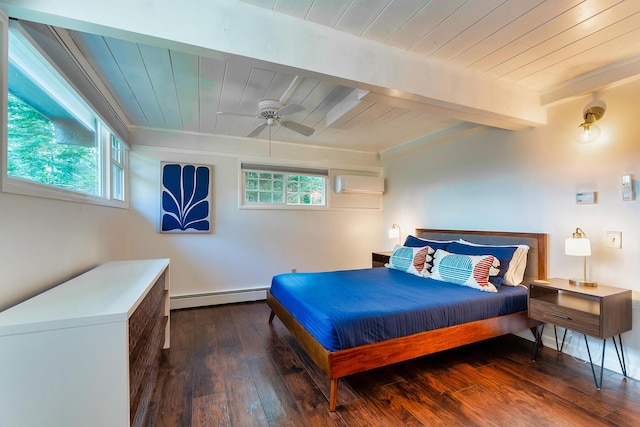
[[0, 259, 170, 427]]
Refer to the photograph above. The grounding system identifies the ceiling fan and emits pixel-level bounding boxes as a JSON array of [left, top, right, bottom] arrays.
[[217, 99, 315, 138]]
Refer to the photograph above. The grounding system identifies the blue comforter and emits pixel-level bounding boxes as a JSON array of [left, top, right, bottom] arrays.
[[270, 268, 528, 352]]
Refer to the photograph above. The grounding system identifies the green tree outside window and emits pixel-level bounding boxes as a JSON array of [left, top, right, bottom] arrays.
[[7, 93, 99, 195]]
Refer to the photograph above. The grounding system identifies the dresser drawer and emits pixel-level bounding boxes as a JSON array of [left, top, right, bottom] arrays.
[[529, 299, 600, 337]]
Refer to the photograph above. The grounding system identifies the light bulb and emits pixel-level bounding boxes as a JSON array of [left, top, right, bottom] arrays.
[[574, 123, 600, 143]]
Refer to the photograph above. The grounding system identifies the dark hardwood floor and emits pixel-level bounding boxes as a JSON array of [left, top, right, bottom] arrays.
[[145, 302, 640, 426]]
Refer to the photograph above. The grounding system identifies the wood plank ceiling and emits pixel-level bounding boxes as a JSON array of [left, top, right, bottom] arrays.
[[10, 0, 640, 154]]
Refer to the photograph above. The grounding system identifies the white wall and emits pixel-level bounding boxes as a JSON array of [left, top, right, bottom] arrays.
[[128, 128, 384, 307], [0, 12, 131, 312], [382, 80, 640, 378], [0, 192, 129, 311]]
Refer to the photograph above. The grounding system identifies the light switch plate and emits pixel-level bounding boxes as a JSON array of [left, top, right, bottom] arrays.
[[622, 175, 634, 201], [606, 231, 622, 249]]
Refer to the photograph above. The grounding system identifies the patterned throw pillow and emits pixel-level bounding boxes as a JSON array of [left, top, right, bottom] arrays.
[[456, 240, 530, 286], [446, 242, 517, 286], [385, 245, 434, 277], [430, 249, 499, 292]]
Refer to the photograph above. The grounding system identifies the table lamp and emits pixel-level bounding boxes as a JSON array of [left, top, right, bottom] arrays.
[[565, 227, 597, 286], [388, 223, 401, 246]]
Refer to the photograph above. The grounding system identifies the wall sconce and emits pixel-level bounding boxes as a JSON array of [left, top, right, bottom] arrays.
[[574, 103, 605, 144], [565, 227, 597, 286], [388, 223, 401, 245]]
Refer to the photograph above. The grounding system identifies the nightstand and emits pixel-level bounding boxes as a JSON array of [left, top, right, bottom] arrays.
[[371, 251, 392, 268], [528, 278, 632, 388]]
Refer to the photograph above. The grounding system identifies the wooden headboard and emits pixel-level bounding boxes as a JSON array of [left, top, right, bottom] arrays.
[[415, 229, 548, 282]]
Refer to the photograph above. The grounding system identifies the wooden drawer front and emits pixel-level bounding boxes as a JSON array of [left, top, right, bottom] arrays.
[[129, 308, 165, 402], [129, 274, 165, 351], [529, 299, 600, 337], [128, 275, 167, 426], [130, 316, 166, 427]]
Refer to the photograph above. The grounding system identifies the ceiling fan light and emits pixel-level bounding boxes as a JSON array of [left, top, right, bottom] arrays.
[[219, 98, 314, 138]]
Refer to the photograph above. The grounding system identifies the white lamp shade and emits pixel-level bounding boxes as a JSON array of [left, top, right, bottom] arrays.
[[565, 237, 591, 256], [388, 228, 400, 239]]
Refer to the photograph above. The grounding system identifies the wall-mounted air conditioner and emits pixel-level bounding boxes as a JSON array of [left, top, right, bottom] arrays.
[[334, 175, 384, 195]]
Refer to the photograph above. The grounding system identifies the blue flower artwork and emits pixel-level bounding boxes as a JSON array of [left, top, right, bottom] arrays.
[[161, 163, 212, 233]]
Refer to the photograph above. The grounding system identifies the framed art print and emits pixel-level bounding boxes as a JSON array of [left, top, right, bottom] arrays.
[[160, 162, 212, 233]]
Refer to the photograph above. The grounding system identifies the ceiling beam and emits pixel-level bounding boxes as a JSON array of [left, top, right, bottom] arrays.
[[0, 0, 547, 130], [362, 92, 534, 131], [379, 122, 483, 160], [541, 54, 640, 106], [326, 89, 369, 128]]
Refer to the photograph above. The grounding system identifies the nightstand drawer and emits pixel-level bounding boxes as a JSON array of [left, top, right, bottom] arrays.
[[372, 251, 392, 268], [529, 299, 600, 337]]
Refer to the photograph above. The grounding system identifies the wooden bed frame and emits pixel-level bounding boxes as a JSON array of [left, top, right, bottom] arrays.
[[267, 229, 547, 411]]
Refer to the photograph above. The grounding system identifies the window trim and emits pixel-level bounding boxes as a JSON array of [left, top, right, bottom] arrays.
[[240, 162, 329, 210], [1, 17, 129, 209], [110, 135, 127, 202]]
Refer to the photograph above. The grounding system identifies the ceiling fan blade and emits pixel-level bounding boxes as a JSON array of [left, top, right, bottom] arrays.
[[216, 111, 257, 118], [247, 122, 268, 137], [281, 120, 315, 137], [277, 103, 304, 117]]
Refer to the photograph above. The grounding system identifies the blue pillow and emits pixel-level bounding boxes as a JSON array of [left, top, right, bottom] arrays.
[[445, 242, 517, 286], [404, 235, 452, 250]]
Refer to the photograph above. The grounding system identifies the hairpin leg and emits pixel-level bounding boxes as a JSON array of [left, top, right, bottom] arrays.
[[584, 335, 606, 389], [612, 334, 628, 377], [533, 322, 545, 360], [553, 325, 568, 352]]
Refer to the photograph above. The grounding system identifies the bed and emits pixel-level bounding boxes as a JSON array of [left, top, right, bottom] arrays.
[[267, 229, 547, 411]]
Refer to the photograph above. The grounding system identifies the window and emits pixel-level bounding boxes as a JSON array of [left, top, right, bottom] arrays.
[[111, 136, 126, 201], [241, 163, 327, 207], [2, 21, 128, 207], [286, 175, 325, 205], [7, 92, 99, 195]]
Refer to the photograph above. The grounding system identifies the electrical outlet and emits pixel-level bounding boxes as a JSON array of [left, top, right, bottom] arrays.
[[606, 231, 622, 249]]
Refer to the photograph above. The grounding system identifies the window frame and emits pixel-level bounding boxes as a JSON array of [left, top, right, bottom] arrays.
[[1, 18, 129, 209], [240, 162, 329, 210], [110, 135, 127, 202]]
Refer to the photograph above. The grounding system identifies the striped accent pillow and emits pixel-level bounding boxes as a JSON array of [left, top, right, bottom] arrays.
[[386, 245, 434, 277], [430, 249, 499, 292]]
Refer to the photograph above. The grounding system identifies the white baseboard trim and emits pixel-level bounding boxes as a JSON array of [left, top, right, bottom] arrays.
[[170, 288, 267, 310]]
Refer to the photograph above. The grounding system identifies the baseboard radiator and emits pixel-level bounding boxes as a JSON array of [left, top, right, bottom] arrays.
[[170, 287, 268, 310]]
